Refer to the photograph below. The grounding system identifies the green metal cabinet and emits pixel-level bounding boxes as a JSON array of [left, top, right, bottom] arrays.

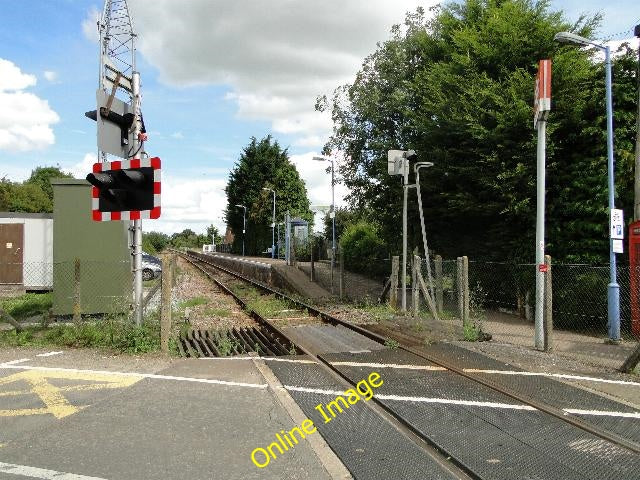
[[52, 179, 130, 315]]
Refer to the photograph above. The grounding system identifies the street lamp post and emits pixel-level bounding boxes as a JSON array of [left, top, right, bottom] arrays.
[[554, 31, 620, 342], [235, 204, 246, 256], [313, 155, 336, 293], [262, 188, 276, 259]]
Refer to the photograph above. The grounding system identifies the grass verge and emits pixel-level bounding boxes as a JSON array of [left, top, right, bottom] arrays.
[[1, 292, 52, 319], [0, 317, 161, 354]]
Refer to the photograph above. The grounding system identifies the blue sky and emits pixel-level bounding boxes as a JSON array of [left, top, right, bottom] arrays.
[[0, 0, 638, 235]]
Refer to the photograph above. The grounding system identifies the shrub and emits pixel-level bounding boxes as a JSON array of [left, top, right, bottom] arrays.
[[340, 221, 386, 277]]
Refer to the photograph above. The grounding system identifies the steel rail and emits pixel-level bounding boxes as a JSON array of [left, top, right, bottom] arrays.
[[180, 250, 640, 456], [177, 250, 475, 480]]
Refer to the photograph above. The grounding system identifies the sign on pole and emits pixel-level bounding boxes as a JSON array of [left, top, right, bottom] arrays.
[[610, 208, 624, 239], [534, 59, 551, 128]]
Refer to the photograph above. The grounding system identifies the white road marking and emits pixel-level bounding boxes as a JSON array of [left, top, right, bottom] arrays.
[[564, 408, 640, 419], [283, 385, 535, 410], [36, 351, 64, 357], [2, 362, 637, 419], [0, 358, 30, 367], [0, 365, 268, 390], [464, 369, 640, 387], [331, 361, 445, 371], [282, 385, 346, 396], [262, 357, 316, 364], [378, 394, 538, 410], [0, 461, 108, 479]]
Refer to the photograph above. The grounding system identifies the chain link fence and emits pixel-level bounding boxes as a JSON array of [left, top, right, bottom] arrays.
[[295, 248, 639, 363], [1, 260, 162, 319]]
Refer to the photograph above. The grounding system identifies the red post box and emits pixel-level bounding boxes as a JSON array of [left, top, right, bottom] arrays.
[[629, 221, 640, 337]]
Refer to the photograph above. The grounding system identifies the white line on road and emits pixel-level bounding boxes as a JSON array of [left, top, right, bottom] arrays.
[[0, 461, 108, 479], [331, 361, 445, 371], [2, 363, 636, 419], [464, 369, 640, 387], [283, 385, 536, 410], [0, 364, 268, 390], [564, 408, 640, 419], [197, 356, 640, 388], [36, 351, 64, 357], [0, 358, 30, 367]]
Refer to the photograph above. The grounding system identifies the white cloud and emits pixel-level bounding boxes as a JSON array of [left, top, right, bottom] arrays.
[[0, 163, 32, 182], [68, 152, 98, 179], [82, 5, 101, 43], [289, 152, 350, 231], [293, 135, 324, 148], [0, 59, 36, 91], [0, 59, 60, 152], [170, 131, 184, 140], [125, 0, 432, 144], [43, 70, 58, 82], [151, 175, 228, 235]]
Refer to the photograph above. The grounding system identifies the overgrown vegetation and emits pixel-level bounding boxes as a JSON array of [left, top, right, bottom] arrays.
[[211, 330, 242, 356], [341, 221, 387, 277], [178, 297, 209, 309], [203, 307, 231, 317], [1, 292, 52, 319], [0, 316, 161, 354], [384, 338, 400, 349]]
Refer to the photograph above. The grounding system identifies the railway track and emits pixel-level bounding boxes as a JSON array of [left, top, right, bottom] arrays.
[[175, 250, 640, 479]]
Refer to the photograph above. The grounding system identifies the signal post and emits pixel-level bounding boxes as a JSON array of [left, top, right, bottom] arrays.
[[85, 0, 160, 326]]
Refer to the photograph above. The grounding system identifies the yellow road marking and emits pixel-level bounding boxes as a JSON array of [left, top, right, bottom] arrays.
[[0, 369, 140, 419]]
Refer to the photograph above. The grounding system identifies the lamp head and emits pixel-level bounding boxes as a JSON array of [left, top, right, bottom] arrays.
[[554, 31, 593, 47], [312, 156, 327, 162]]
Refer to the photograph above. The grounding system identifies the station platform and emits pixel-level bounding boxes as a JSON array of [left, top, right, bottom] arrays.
[[199, 252, 332, 301]]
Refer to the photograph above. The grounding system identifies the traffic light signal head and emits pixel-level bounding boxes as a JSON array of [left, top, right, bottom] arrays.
[[87, 157, 161, 221]]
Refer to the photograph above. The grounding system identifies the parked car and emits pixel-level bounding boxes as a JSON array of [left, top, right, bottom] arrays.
[[142, 252, 162, 280]]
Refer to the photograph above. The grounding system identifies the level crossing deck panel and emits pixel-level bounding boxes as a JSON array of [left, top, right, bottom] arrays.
[[268, 358, 459, 480], [323, 349, 640, 480]]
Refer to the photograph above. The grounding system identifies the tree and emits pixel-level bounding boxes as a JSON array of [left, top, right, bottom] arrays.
[[323, 207, 367, 243], [0, 166, 73, 213], [25, 166, 73, 204], [143, 231, 170, 253], [319, 0, 636, 263], [340, 221, 387, 277], [225, 136, 312, 255], [0, 180, 51, 213], [206, 224, 222, 245]]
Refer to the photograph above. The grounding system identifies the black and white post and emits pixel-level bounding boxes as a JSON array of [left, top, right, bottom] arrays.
[[534, 59, 551, 350]]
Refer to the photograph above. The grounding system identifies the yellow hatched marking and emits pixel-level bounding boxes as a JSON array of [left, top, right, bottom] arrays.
[[0, 370, 140, 419]]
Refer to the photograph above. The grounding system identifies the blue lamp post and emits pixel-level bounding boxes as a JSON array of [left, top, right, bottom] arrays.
[[554, 31, 620, 342]]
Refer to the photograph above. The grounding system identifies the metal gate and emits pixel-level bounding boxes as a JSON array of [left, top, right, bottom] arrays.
[[0, 223, 24, 284]]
